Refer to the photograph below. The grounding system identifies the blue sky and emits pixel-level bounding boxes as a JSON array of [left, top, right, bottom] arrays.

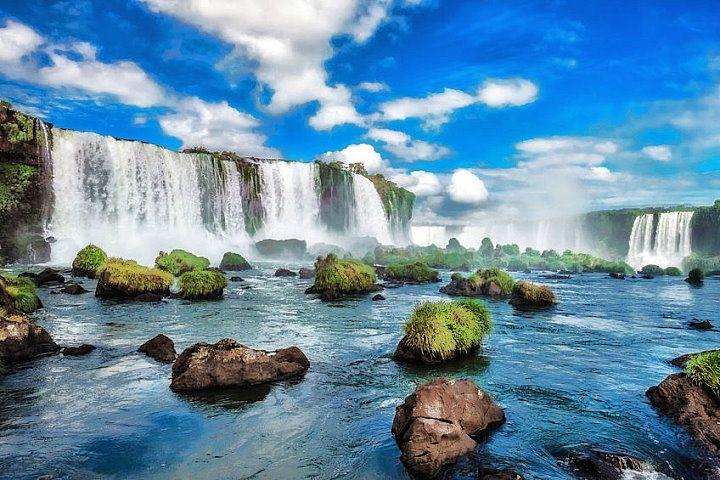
[[1, 0, 719, 224]]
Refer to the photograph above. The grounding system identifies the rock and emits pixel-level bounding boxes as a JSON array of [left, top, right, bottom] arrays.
[[392, 378, 505, 478], [274, 268, 297, 277], [646, 373, 720, 454], [229, 276, 244, 282], [60, 283, 88, 295], [298, 267, 315, 279], [372, 293, 385, 301], [539, 274, 571, 279], [0, 315, 60, 364], [219, 252, 252, 271], [509, 281, 556, 309], [170, 339, 310, 391], [478, 468, 525, 480], [138, 334, 176, 363], [565, 450, 648, 480], [689, 319, 713, 330], [440, 269, 513, 298], [134, 293, 163, 302], [62, 344, 95, 356], [95, 259, 172, 299], [640, 274, 655, 279], [671, 350, 720, 368], [20, 268, 65, 287], [608, 272, 626, 280]]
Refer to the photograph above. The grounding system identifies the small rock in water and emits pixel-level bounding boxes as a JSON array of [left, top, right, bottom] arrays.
[[640, 274, 655, 279], [372, 293, 385, 301], [62, 344, 96, 356], [298, 267, 316, 279], [61, 284, 88, 295], [229, 276, 244, 282], [608, 273, 625, 280], [564, 450, 649, 480], [688, 319, 713, 330], [36, 268, 66, 286], [274, 268, 297, 277], [138, 334, 177, 363], [479, 468, 525, 480]]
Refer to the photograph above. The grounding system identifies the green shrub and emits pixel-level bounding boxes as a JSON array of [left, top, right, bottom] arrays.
[[510, 280, 556, 308], [0, 274, 41, 313], [683, 254, 720, 273], [468, 267, 515, 295], [72, 244, 108, 277], [0, 162, 37, 214], [155, 249, 210, 276], [97, 258, 173, 296], [179, 269, 227, 299], [402, 300, 491, 360], [1, 112, 34, 145], [384, 261, 439, 283], [664, 267, 682, 276], [641, 264, 665, 276], [313, 254, 377, 297], [686, 351, 720, 394], [687, 268, 705, 285], [219, 252, 251, 271]]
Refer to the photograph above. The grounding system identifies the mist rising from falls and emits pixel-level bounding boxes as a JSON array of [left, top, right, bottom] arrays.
[[627, 211, 694, 269]]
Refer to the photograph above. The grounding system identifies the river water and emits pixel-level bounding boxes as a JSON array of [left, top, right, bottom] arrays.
[[1, 265, 718, 479]]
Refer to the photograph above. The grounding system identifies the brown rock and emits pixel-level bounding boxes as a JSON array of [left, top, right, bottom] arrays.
[[372, 293, 385, 301], [61, 283, 88, 295], [0, 315, 60, 364], [565, 450, 647, 480], [392, 378, 505, 478], [138, 334, 177, 363], [646, 373, 720, 453], [393, 336, 477, 365], [299, 267, 316, 279], [170, 338, 309, 391], [63, 344, 96, 356], [274, 268, 297, 277]]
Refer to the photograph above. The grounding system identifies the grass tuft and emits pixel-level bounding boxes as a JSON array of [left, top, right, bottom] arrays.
[[0, 274, 41, 313], [155, 249, 210, 276], [98, 258, 173, 295], [313, 254, 377, 297], [179, 269, 227, 299], [219, 252, 251, 271], [468, 267, 515, 294], [384, 261, 439, 283], [72, 244, 108, 277], [687, 351, 720, 394]]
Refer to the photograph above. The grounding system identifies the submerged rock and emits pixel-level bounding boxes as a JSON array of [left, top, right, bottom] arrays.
[[689, 319, 713, 330], [392, 378, 505, 478], [608, 272, 626, 280], [478, 468, 525, 480], [274, 268, 297, 277], [372, 293, 385, 301], [138, 334, 176, 363], [298, 267, 316, 279], [229, 276, 244, 282], [61, 283, 88, 295], [170, 339, 309, 391], [646, 373, 720, 454], [509, 281, 556, 309], [0, 315, 60, 364], [62, 344, 95, 356], [564, 450, 648, 480]]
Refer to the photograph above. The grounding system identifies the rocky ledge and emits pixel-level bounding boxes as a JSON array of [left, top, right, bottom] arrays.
[[0, 314, 59, 364]]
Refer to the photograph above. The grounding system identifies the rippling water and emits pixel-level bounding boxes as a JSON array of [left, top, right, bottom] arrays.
[[1, 265, 718, 479]]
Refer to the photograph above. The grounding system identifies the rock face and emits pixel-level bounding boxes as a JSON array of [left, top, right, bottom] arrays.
[[392, 378, 505, 478], [138, 334, 177, 363], [0, 315, 60, 364], [565, 450, 648, 480], [62, 344, 95, 356], [298, 267, 316, 279], [646, 373, 720, 453], [170, 339, 310, 391], [478, 468, 525, 480], [274, 268, 297, 277]]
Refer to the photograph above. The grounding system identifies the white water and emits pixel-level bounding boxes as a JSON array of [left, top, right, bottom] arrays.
[[627, 211, 694, 269], [350, 175, 392, 245]]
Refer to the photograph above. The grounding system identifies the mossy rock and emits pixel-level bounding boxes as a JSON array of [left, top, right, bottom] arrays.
[[441, 268, 514, 298], [394, 299, 492, 364], [686, 350, 720, 394], [383, 261, 440, 284], [509, 281, 556, 309], [0, 274, 42, 313], [72, 244, 108, 278], [664, 267, 682, 276], [96, 258, 173, 299], [641, 264, 665, 276], [179, 269, 227, 300], [155, 249, 210, 276], [686, 268, 705, 286], [308, 253, 378, 301], [219, 252, 251, 271]]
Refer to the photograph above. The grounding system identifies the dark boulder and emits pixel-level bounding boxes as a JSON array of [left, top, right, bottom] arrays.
[[62, 344, 96, 356], [0, 316, 60, 364], [564, 450, 648, 480], [478, 468, 524, 480], [298, 267, 316, 279], [138, 334, 176, 363], [372, 293, 385, 301], [274, 268, 297, 277], [392, 378, 505, 478], [170, 339, 309, 391], [229, 276, 244, 282], [646, 373, 720, 454], [509, 281, 556, 309], [61, 283, 88, 295], [689, 319, 713, 330], [20, 268, 65, 287], [608, 272, 625, 280]]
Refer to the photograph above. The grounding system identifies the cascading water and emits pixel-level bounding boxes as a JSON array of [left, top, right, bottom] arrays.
[[350, 175, 392, 245], [627, 211, 694, 269]]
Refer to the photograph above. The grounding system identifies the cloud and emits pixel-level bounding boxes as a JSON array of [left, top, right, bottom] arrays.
[[446, 168, 489, 204], [365, 127, 450, 161], [316, 143, 387, 173], [357, 81, 389, 92], [391, 170, 442, 196], [515, 136, 618, 168], [0, 20, 43, 63], [641, 144, 672, 161], [476, 78, 539, 108]]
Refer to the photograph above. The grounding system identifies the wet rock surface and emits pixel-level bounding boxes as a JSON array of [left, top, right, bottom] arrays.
[[298, 267, 316, 279], [564, 450, 648, 480], [138, 334, 177, 363], [274, 268, 297, 277], [372, 293, 385, 301], [61, 283, 88, 295], [62, 344, 96, 356], [0, 315, 60, 364]]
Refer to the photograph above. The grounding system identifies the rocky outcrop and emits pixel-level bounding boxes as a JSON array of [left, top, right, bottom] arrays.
[[689, 319, 713, 330], [564, 450, 648, 480], [274, 268, 297, 277], [0, 315, 59, 364], [392, 378, 505, 478], [138, 334, 176, 363], [298, 267, 316, 279], [646, 373, 720, 453], [62, 344, 95, 356], [170, 339, 309, 391], [509, 281, 556, 309], [21, 268, 65, 287], [478, 468, 524, 480], [671, 350, 720, 368]]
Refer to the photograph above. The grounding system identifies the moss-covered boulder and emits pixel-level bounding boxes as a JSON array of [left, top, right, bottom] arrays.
[[72, 244, 107, 278], [394, 299, 492, 364], [306, 253, 378, 301], [664, 267, 682, 276], [641, 264, 665, 276], [383, 261, 440, 284], [95, 258, 173, 299], [0, 274, 42, 313], [179, 269, 227, 300], [219, 252, 251, 271], [155, 249, 209, 276], [509, 281, 556, 309], [440, 268, 514, 298], [686, 268, 705, 286]]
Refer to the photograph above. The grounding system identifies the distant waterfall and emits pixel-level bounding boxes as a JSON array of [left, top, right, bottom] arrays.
[[351, 175, 392, 244], [626, 211, 694, 269]]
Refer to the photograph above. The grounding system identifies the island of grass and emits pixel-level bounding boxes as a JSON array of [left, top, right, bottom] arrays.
[[219, 252, 252, 271], [686, 351, 720, 394], [664, 267, 682, 276], [440, 267, 515, 298], [72, 244, 108, 278], [155, 249, 210, 276], [509, 281, 556, 309], [383, 261, 440, 284], [394, 299, 491, 364], [179, 269, 227, 300], [0, 274, 42, 313], [306, 253, 378, 301], [641, 264, 665, 276], [686, 268, 705, 286], [95, 258, 173, 299]]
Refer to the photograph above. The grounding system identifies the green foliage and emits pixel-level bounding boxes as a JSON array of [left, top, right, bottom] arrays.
[[179, 269, 227, 299], [373, 244, 471, 270], [1, 112, 34, 145], [0, 162, 37, 214], [384, 261, 439, 283], [683, 254, 720, 273], [402, 299, 491, 360], [155, 249, 210, 276], [690, 200, 720, 256], [0, 274, 41, 313], [219, 251, 251, 270], [686, 351, 720, 394], [479, 237, 494, 257], [468, 267, 515, 294], [641, 264, 665, 276], [313, 253, 377, 296], [687, 268, 705, 285], [664, 267, 682, 276], [72, 244, 108, 276], [512, 280, 556, 305], [446, 238, 464, 251], [98, 258, 173, 295]]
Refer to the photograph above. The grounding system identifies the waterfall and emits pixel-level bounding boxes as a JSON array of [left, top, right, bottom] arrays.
[[626, 211, 694, 269], [350, 175, 392, 245]]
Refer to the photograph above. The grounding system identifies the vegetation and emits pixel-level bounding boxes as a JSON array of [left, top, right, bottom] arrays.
[[510, 281, 557, 308], [664, 267, 682, 276], [683, 254, 720, 274], [0, 274, 41, 313], [690, 200, 720, 256], [155, 249, 210, 276], [312, 253, 377, 298], [179, 269, 227, 300], [97, 258, 173, 296], [641, 264, 665, 276], [401, 299, 491, 361], [0, 162, 37, 214], [219, 252, 251, 271], [686, 351, 720, 395], [72, 244, 108, 277], [686, 268, 705, 285], [468, 267, 515, 295], [384, 261, 439, 283], [1, 111, 35, 145]]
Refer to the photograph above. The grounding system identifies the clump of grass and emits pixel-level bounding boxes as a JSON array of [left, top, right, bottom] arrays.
[[219, 252, 251, 271], [686, 268, 705, 286], [664, 267, 682, 276], [402, 299, 492, 360], [179, 269, 227, 300], [0, 274, 42, 313], [72, 244, 108, 278], [686, 351, 720, 394], [313, 254, 377, 298], [641, 264, 665, 276], [155, 249, 210, 276], [97, 258, 173, 296], [510, 280, 556, 308], [384, 261, 439, 283], [468, 267, 515, 295]]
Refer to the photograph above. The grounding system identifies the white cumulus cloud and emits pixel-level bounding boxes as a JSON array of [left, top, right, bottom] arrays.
[[0, 20, 43, 63], [446, 169, 489, 204], [641, 145, 672, 161], [365, 127, 450, 161], [316, 143, 387, 174]]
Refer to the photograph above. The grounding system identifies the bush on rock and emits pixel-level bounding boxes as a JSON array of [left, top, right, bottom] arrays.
[[179, 269, 227, 300], [686, 268, 705, 286], [509, 281, 556, 309], [384, 261, 439, 284], [686, 351, 720, 394], [308, 254, 377, 301], [641, 264, 665, 276], [71, 244, 108, 278], [440, 267, 514, 297], [95, 258, 173, 299], [0, 274, 42, 313], [219, 252, 251, 271], [664, 267, 682, 276], [155, 249, 209, 276]]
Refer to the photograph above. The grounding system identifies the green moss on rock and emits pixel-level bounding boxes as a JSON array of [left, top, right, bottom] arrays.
[[0, 274, 42, 313], [510, 281, 556, 309], [179, 269, 227, 300], [686, 268, 705, 286], [664, 267, 682, 276], [96, 258, 173, 298], [219, 252, 251, 271], [641, 264, 665, 276], [155, 249, 210, 276], [384, 261, 439, 284], [686, 351, 720, 394], [0, 162, 37, 214], [72, 244, 108, 278], [310, 253, 377, 300]]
